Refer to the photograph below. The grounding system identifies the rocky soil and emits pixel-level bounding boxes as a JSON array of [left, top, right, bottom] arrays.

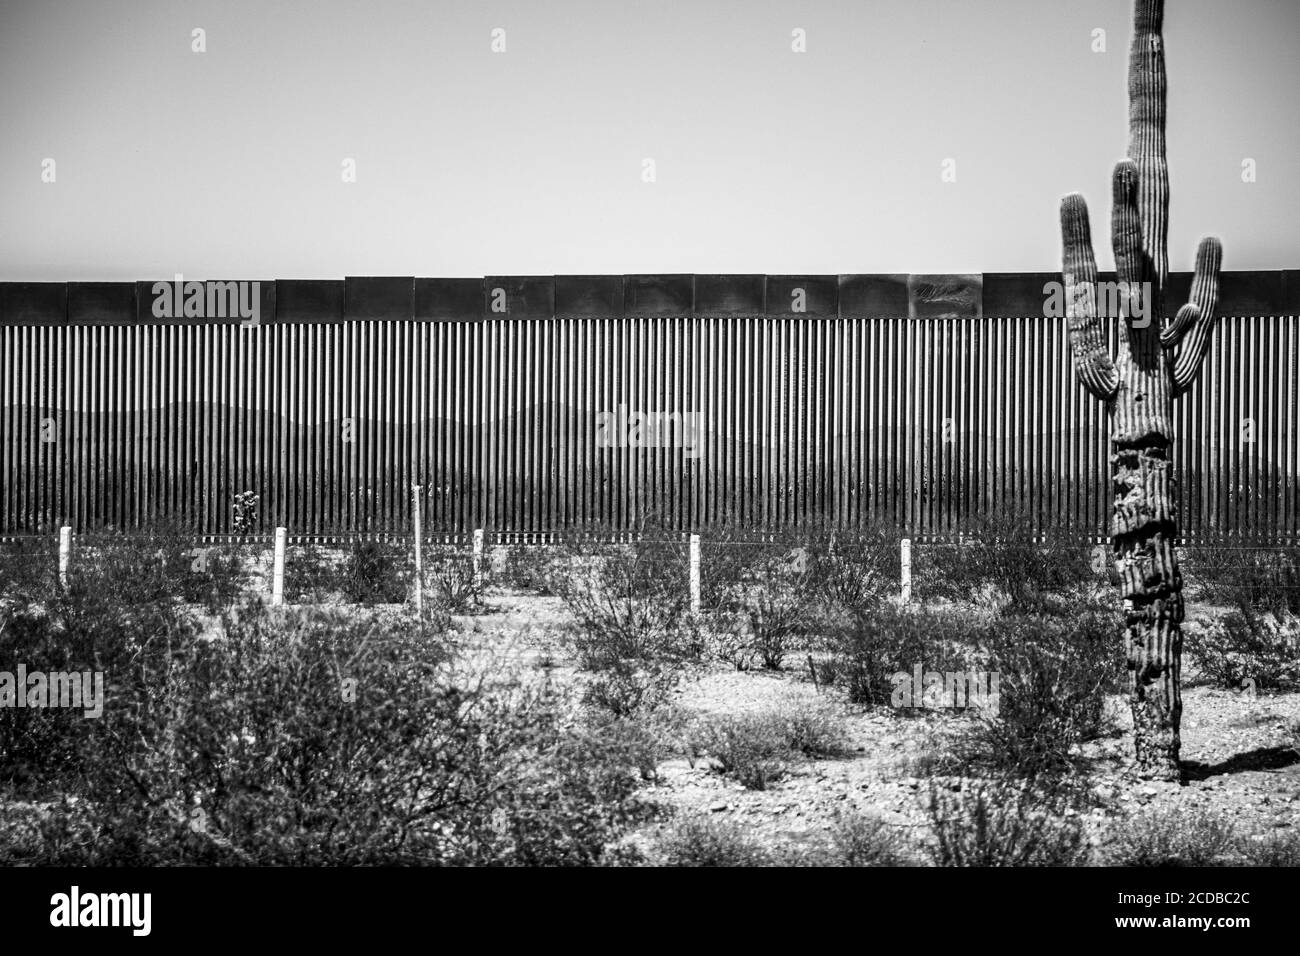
[[457, 589, 1300, 861]]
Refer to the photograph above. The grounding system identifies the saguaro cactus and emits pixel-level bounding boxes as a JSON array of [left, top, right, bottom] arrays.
[[1059, 0, 1222, 780]]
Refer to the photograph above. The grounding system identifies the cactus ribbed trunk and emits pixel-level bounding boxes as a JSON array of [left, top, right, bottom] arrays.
[[1114, 439, 1183, 778], [1059, 0, 1222, 780]]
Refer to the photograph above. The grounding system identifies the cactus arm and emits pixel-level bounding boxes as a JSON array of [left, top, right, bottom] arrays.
[[1061, 194, 1120, 401], [1110, 160, 1146, 336], [1171, 236, 1224, 394], [1128, 0, 1170, 295], [1161, 303, 1200, 348]]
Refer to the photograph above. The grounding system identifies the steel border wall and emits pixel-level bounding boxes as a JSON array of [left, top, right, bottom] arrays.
[[1, 273, 1297, 539]]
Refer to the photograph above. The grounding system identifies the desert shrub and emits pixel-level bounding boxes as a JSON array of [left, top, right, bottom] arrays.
[[579, 660, 681, 718], [891, 730, 963, 779], [287, 540, 462, 611], [0, 532, 200, 793], [698, 527, 805, 610], [807, 524, 899, 616], [704, 524, 895, 615], [0, 801, 50, 864], [192, 546, 250, 613], [745, 583, 813, 671], [4, 597, 652, 865], [66, 525, 252, 616], [828, 811, 911, 867], [689, 712, 792, 790], [1103, 807, 1239, 867], [926, 777, 1091, 867], [707, 597, 810, 673], [1185, 538, 1300, 616], [31, 528, 205, 618], [552, 525, 695, 715], [687, 701, 846, 790], [1185, 606, 1300, 691], [777, 697, 850, 758], [341, 538, 410, 604], [921, 509, 1095, 612], [475, 710, 657, 867], [711, 615, 760, 671], [184, 543, 252, 615], [699, 525, 896, 667], [423, 548, 489, 612], [0, 537, 60, 603], [807, 652, 842, 687], [283, 542, 340, 604], [496, 544, 557, 595], [701, 531, 820, 671], [1242, 829, 1300, 867], [960, 607, 1124, 776], [655, 815, 772, 867], [583, 707, 690, 783], [553, 528, 691, 648], [828, 604, 976, 710]]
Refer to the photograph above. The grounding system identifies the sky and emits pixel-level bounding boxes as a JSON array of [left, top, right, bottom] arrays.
[[1, 0, 1297, 281]]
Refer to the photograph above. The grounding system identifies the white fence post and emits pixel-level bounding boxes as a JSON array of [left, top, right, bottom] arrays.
[[412, 486, 424, 614], [689, 533, 701, 617], [900, 537, 912, 604], [271, 527, 286, 606], [58, 526, 71, 589], [472, 528, 485, 590]]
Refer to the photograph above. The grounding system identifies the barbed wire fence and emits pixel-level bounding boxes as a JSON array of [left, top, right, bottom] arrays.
[[4, 519, 1300, 617]]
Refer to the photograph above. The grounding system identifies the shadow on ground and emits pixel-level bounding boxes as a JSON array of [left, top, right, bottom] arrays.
[[1183, 746, 1300, 781]]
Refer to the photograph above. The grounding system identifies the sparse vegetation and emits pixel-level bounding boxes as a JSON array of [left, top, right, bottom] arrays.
[[1241, 829, 1300, 867], [497, 544, 559, 595], [1186, 538, 1300, 616], [960, 607, 1124, 776], [926, 778, 1091, 867], [702, 530, 818, 672], [700, 525, 899, 673], [919, 510, 1096, 612], [423, 548, 490, 612], [0, 540, 656, 865], [828, 604, 976, 710], [827, 811, 912, 867], [744, 585, 810, 671], [777, 698, 851, 758], [283, 541, 340, 604], [1186, 606, 1300, 691], [1103, 807, 1239, 867], [654, 815, 771, 867], [341, 538, 410, 604], [809, 525, 899, 618], [689, 712, 792, 790], [551, 524, 697, 716], [687, 700, 848, 791], [5, 517, 1298, 869]]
